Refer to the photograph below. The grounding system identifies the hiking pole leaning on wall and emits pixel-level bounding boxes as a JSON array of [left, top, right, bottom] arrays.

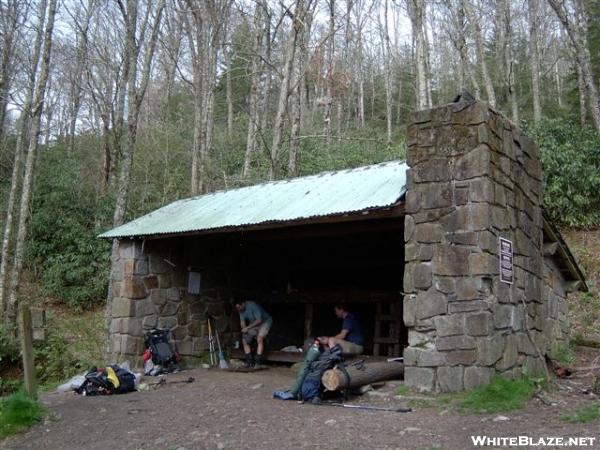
[[211, 315, 229, 369], [207, 317, 216, 367]]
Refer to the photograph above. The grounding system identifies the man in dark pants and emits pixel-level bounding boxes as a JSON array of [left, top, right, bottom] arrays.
[[321, 303, 364, 355], [235, 299, 273, 367]]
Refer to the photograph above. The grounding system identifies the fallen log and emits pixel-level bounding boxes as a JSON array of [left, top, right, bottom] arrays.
[[322, 362, 404, 391], [575, 338, 600, 349]]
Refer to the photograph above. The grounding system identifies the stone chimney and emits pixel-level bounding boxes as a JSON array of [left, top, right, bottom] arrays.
[[403, 96, 545, 392]]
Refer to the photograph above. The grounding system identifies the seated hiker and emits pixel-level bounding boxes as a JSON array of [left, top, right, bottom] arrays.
[[235, 298, 273, 367], [320, 303, 364, 355]]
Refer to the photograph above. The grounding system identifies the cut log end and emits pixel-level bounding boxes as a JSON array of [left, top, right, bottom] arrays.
[[322, 368, 346, 391]]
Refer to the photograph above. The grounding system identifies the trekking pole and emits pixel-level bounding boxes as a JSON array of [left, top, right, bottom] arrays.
[[319, 402, 412, 413], [149, 377, 195, 388], [213, 319, 229, 369], [207, 318, 216, 367]]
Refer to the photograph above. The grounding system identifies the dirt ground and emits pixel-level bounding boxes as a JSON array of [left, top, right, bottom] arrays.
[[2, 357, 599, 450]]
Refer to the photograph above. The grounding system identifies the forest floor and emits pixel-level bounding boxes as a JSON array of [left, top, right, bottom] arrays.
[[1, 355, 600, 450], [1, 229, 600, 450], [562, 229, 600, 341]]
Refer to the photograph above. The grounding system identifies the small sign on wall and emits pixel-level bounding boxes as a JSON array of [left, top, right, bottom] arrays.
[[187, 271, 201, 294], [499, 237, 513, 284]]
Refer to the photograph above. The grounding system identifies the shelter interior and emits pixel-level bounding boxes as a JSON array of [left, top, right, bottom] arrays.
[[174, 215, 407, 362]]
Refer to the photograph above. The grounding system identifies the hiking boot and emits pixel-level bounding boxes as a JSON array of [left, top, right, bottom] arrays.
[[255, 354, 263, 367], [244, 353, 254, 368]]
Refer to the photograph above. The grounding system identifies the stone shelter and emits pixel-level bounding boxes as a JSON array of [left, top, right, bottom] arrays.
[[100, 97, 586, 392]]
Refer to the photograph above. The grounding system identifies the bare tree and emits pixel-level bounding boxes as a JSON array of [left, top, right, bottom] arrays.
[[548, 0, 600, 131], [181, 0, 231, 195], [5, 0, 58, 329], [242, 1, 266, 178], [323, 0, 336, 144], [64, 0, 95, 153], [269, 0, 309, 180], [0, 0, 29, 143], [501, 0, 518, 121], [528, 0, 542, 122], [112, 0, 166, 227], [288, 0, 316, 176], [0, 0, 44, 323], [444, 0, 481, 97], [408, 0, 430, 109], [464, 0, 496, 107], [379, 0, 393, 143]]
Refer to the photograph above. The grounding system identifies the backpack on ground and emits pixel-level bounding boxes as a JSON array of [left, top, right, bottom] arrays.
[[76, 365, 137, 396], [76, 367, 113, 396], [106, 365, 137, 394], [144, 328, 179, 369], [300, 345, 343, 401]]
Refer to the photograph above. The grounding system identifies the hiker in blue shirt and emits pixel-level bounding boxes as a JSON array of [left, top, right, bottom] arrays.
[[235, 299, 273, 367], [321, 303, 364, 355]]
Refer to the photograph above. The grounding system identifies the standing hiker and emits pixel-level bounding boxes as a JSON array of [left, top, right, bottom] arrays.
[[320, 303, 364, 355], [235, 299, 273, 367]]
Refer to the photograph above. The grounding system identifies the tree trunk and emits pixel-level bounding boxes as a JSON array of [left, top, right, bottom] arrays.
[[409, 0, 428, 109], [464, 0, 496, 107], [225, 43, 233, 136], [243, 2, 265, 178], [503, 0, 518, 121], [258, 10, 272, 137], [67, 1, 94, 153], [6, 0, 57, 329], [382, 0, 393, 144], [455, 0, 481, 98], [554, 40, 563, 108], [288, 82, 301, 177], [0, 0, 23, 143], [288, 1, 313, 177], [107, 0, 165, 324], [548, 0, 600, 132], [269, 0, 303, 180], [0, 0, 47, 322], [322, 362, 405, 391], [422, 2, 433, 108], [576, 61, 587, 126], [323, 0, 335, 145], [528, 0, 542, 122]]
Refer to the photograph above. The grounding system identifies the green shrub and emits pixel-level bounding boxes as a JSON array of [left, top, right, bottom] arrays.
[[526, 119, 600, 228], [27, 147, 112, 309], [0, 391, 46, 437], [550, 343, 577, 365], [34, 324, 84, 385], [460, 376, 537, 413], [0, 325, 19, 366], [561, 403, 600, 423]]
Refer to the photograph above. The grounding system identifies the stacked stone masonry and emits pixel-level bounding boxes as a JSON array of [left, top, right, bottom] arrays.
[[108, 239, 226, 366], [403, 99, 570, 392]]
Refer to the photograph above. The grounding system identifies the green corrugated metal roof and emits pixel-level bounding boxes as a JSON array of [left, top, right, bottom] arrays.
[[99, 160, 408, 239]]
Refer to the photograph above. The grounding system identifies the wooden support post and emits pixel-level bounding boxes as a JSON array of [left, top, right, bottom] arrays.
[[19, 304, 37, 397]]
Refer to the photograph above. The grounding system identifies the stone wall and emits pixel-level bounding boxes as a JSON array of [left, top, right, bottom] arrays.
[[403, 98, 551, 392], [542, 256, 569, 351], [108, 238, 226, 366]]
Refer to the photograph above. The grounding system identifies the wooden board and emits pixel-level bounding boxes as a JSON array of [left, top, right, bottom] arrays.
[[230, 348, 392, 364], [225, 365, 269, 373]]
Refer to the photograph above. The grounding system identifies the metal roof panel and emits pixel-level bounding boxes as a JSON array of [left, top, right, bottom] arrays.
[[99, 160, 408, 238]]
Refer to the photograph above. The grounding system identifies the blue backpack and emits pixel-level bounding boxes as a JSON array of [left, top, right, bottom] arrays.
[[300, 345, 343, 401]]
